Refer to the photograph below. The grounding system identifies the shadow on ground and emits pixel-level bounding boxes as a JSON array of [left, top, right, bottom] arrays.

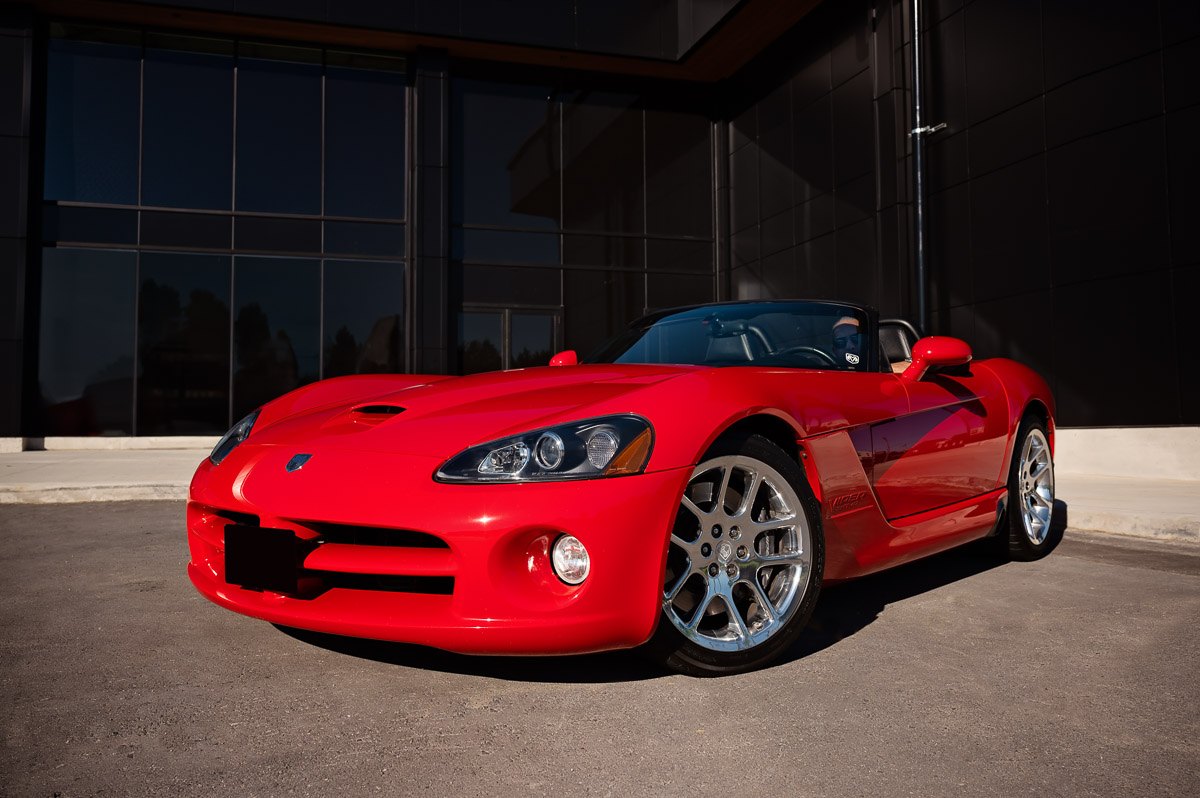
[[275, 534, 1045, 682]]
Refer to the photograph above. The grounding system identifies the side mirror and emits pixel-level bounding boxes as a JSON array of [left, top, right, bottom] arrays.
[[549, 350, 578, 367], [902, 336, 972, 381]]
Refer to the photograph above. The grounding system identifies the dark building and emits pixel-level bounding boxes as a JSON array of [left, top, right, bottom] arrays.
[[1, 0, 1196, 439]]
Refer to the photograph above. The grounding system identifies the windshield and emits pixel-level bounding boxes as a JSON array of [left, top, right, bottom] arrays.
[[586, 302, 872, 372]]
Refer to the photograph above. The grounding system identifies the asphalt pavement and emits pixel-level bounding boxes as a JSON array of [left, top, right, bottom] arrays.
[[1, 501, 1197, 797]]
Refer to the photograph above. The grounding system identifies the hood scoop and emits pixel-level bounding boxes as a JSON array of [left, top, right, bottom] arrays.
[[346, 404, 406, 428], [353, 404, 406, 415]]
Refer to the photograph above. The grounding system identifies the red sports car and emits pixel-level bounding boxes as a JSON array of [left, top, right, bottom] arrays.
[[187, 300, 1059, 675]]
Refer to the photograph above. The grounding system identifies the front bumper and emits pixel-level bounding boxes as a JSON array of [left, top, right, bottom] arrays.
[[188, 444, 691, 655]]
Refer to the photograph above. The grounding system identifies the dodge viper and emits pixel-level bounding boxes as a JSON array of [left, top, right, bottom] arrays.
[[187, 300, 1059, 675]]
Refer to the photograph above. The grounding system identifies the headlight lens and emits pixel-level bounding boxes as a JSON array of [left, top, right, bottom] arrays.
[[209, 410, 261, 466], [435, 414, 653, 483]]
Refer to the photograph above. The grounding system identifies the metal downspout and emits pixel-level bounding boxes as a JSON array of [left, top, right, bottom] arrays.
[[909, 0, 943, 335]]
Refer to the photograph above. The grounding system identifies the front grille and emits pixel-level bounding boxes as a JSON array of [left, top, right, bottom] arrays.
[[317, 573, 454, 595], [309, 522, 448, 549]]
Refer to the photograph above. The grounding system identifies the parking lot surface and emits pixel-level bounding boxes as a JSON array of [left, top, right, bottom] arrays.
[[2, 502, 1198, 797]]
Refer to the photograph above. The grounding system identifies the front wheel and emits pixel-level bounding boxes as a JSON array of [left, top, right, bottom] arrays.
[[646, 432, 824, 676]]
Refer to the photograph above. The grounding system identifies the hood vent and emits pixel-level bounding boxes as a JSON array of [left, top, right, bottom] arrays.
[[348, 404, 406, 427], [352, 404, 405, 415]]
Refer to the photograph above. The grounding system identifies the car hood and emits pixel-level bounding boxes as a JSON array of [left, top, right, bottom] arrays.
[[245, 364, 702, 459]]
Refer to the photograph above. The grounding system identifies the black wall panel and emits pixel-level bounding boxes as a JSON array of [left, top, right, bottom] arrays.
[[1045, 53, 1162, 149], [1166, 106, 1200, 269], [1042, 0, 1159, 89], [969, 98, 1043, 178], [0, 9, 28, 436], [963, 0, 1041, 125], [724, 0, 1195, 425], [1047, 118, 1169, 286], [1173, 265, 1200, 424]]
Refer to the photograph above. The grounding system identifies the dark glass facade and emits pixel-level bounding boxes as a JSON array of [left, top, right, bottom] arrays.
[[35, 26, 407, 435], [450, 77, 716, 366], [1, 0, 1196, 436]]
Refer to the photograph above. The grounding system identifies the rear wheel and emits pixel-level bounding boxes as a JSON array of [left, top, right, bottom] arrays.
[[1005, 417, 1060, 560], [647, 432, 823, 676]]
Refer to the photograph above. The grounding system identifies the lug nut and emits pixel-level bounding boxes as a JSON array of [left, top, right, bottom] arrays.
[[700, 543, 712, 558], [729, 526, 740, 540], [711, 524, 722, 538], [726, 564, 738, 578], [737, 545, 748, 560], [708, 564, 719, 577]]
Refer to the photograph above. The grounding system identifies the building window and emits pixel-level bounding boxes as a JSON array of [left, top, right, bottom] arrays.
[[38, 25, 408, 436], [457, 308, 560, 375], [450, 77, 717, 363]]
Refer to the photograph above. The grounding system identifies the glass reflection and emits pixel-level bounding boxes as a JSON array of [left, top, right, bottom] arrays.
[[511, 314, 554, 368], [323, 260, 404, 378], [39, 248, 136, 435], [452, 80, 560, 227], [137, 253, 231, 434], [235, 55, 322, 214], [562, 92, 643, 233], [326, 66, 406, 219], [233, 256, 320, 418], [44, 39, 140, 204], [142, 44, 234, 210], [565, 269, 644, 362], [460, 264, 560, 305], [459, 312, 503, 374], [452, 228, 560, 264], [645, 108, 713, 238]]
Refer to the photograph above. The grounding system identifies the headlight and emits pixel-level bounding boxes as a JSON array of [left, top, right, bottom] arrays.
[[435, 415, 653, 483], [209, 410, 261, 466]]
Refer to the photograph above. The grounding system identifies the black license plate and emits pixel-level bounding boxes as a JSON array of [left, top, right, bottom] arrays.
[[224, 524, 298, 594]]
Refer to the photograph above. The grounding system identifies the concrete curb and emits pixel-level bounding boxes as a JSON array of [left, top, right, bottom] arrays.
[[1066, 510, 1199, 544], [0, 485, 189, 504]]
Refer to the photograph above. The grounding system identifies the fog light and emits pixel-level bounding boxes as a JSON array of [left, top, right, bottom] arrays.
[[551, 534, 590, 585]]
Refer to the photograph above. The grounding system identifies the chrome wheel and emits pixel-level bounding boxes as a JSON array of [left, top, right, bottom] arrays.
[[1017, 427, 1054, 545], [662, 454, 813, 653]]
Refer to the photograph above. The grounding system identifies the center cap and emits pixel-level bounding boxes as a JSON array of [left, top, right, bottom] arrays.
[[717, 541, 733, 563]]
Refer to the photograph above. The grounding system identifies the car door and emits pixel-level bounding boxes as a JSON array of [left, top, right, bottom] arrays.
[[869, 365, 1009, 520]]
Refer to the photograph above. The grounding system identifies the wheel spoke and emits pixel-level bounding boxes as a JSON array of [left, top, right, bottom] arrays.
[[680, 495, 707, 522], [683, 579, 720, 631], [733, 470, 762, 518], [664, 569, 691, 601], [749, 575, 777, 625], [750, 514, 797, 532], [727, 601, 753, 649], [716, 466, 735, 513], [761, 549, 805, 566], [1030, 460, 1050, 481]]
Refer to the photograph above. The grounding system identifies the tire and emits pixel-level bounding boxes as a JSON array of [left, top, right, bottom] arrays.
[[1005, 417, 1060, 561], [645, 431, 824, 676]]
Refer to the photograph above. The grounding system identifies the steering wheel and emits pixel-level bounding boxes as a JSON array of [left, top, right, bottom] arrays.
[[777, 345, 838, 367]]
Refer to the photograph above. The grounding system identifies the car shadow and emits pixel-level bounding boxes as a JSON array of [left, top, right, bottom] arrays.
[[275, 624, 667, 683], [277, 500, 1068, 682], [779, 497, 1068, 667]]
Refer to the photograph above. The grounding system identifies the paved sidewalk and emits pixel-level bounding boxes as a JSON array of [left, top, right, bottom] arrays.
[[0, 449, 204, 503], [0, 447, 1196, 543]]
